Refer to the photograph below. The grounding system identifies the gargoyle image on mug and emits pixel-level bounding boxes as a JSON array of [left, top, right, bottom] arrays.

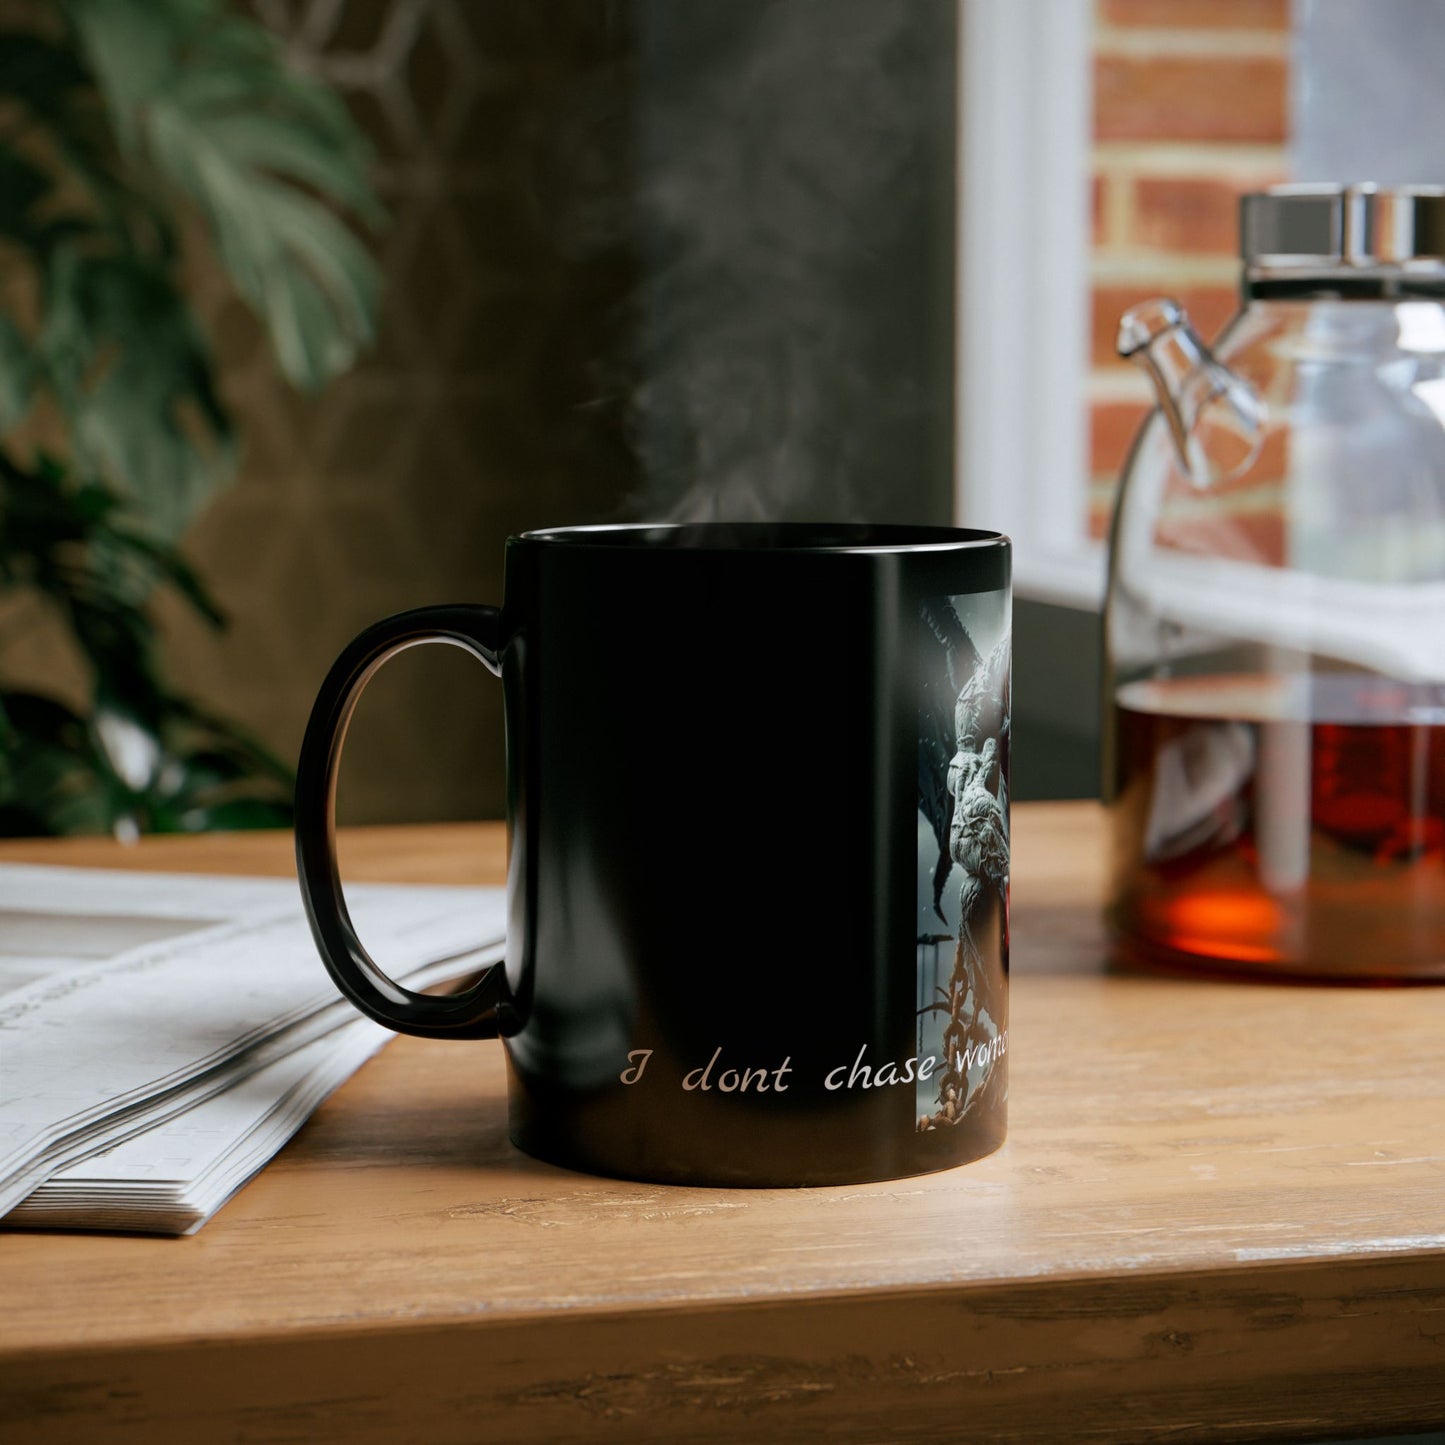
[[296, 524, 1010, 1187]]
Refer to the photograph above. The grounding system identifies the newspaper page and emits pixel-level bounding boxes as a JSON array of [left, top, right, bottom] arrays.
[[0, 865, 505, 1231]]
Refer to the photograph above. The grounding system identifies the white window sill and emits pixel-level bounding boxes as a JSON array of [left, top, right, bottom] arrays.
[[1013, 542, 1107, 612], [956, 0, 1097, 617]]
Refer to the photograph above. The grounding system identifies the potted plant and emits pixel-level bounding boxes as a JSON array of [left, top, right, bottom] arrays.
[[0, 0, 379, 835]]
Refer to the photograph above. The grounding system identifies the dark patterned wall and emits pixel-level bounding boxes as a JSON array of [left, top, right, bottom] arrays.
[[163, 0, 638, 825]]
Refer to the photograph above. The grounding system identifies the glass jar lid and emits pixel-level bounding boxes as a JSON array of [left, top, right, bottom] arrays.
[[1242, 183, 1445, 272]]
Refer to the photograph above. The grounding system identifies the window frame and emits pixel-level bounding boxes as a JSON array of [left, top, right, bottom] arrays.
[[955, 0, 1104, 610]]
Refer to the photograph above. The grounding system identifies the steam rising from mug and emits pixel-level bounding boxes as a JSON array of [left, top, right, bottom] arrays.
[[551, 1, 956, 524]]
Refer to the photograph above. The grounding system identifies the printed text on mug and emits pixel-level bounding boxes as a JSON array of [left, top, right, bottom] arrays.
[[618, 1036, 1008, 1093]]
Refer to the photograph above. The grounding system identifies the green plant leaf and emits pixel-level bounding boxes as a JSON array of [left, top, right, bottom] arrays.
[[0, 0, 360, 837], [0, 148, 51, 246], [0, 453, 223, 733], [0, 30, 158, 257], [167, 698, 295, 785], [177, 797, 292, 832], [0, 315, 32, 427], [0, 673, 296, 838], [64, 0, 382, 392], [0, 689, 115, 836], [0, 33, 90, 117], [107, 524, 225, 626], [0, 689, 90, 748], [36, 247, 235, 537]]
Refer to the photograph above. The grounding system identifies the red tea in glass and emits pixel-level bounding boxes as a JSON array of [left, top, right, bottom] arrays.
[[1109, 673, 1445, 980]]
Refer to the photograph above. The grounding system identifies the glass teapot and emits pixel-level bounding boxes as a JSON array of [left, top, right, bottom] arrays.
[[1105, 184, 1445, 980]]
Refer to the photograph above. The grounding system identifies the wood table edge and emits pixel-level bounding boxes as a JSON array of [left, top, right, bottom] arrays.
[[5, 1250, 1444, 1443]]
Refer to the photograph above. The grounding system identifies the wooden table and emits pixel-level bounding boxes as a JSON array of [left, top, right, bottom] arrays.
[[2, 803, 1443, 1444]]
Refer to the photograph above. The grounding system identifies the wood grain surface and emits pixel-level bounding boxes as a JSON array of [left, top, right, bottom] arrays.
[[2, 804, 1443, 1443]]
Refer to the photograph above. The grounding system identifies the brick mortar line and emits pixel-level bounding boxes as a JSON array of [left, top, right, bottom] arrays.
[[1143, 484, 1290, 517], [1103, 170, 1135, 250], [1091, 254, 1243, 284], [1093, 156, 1288, 183], [1093, 143, 1290, 172], [1093, 253, 1245, 277], [1093, 27, 1292, 59], [1088, 373, 1156, 403]]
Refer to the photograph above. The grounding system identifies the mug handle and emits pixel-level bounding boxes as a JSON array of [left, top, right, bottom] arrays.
[[295, 605, 512, 1040]]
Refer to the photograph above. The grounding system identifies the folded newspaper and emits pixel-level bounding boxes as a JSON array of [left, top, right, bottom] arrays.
[[0, 864, 505, 1235]]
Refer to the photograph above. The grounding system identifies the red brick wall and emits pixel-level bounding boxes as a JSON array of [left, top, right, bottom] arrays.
[[1088, 0, 1290, 539]]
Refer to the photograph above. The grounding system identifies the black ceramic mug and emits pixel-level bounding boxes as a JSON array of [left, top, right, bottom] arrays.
[[296, 523, 1011, 1187]]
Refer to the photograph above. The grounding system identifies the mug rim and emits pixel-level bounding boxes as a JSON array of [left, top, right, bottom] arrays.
[[515, 522, 1010, 555]]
